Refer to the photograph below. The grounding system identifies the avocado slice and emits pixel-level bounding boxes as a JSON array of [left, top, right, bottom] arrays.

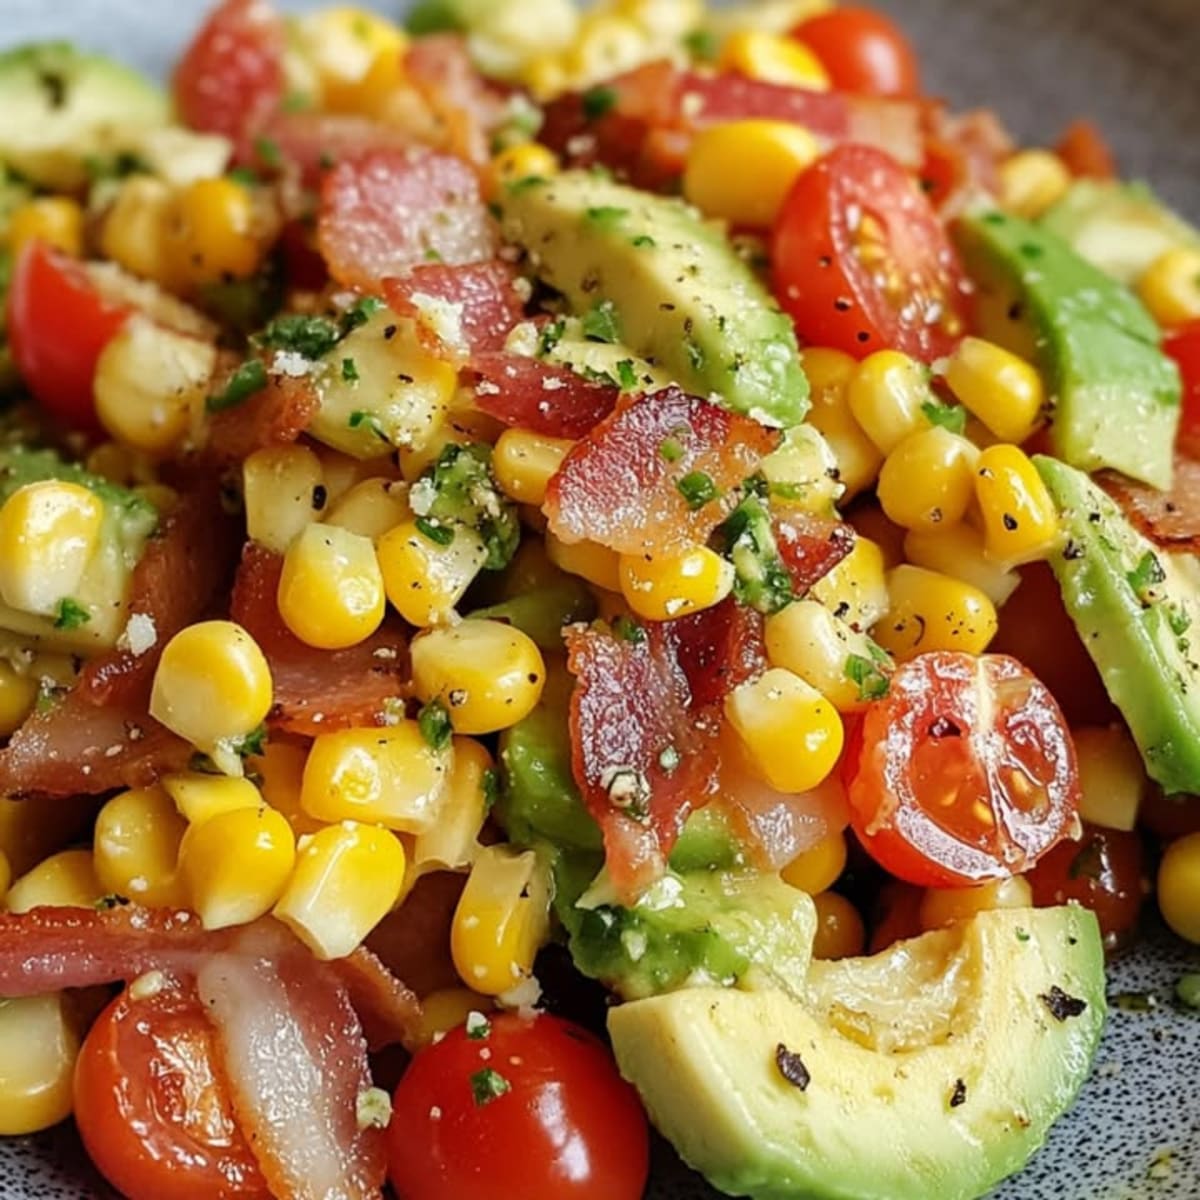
[[0, 43, 169, 191], [1041, 179, 1200, 286], [955, 211, 1180, 490], [497, 171, 809, 427], [610, 905, 1105, 1200], [1036, 455, 1200, 794]]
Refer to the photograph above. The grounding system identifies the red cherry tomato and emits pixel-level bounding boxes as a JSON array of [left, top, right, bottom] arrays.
[[791, 7, 921, 97], [386, 1012, 649, 1200], [1027, 825, 1146, 949], [1165, 320, 1200, 455], [772, 144, 969, 361], [74, 980, 270, 1200], [846, 652, 1082, 888], [6, 241, 132, 431]]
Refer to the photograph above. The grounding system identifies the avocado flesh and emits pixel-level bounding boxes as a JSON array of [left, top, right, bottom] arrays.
[[955, 211, 1180, 490], [497, 171, 809, 427], [1036, 455, 1200, 794], [0, 43, 169, 190], [610, 906, 1106, 1200]]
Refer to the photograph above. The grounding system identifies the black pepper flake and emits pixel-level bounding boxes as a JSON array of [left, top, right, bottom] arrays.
[[1039, 986, 1087, 1022], [774, 1044, 810, 1091], [833, 297, 852, 312], [856, 330, 871, 343], [1002, 513, 1018, 531], [1062, 539, 1084, 561], [949, 1079, 967, 1108], [312, 484, 327, 511]]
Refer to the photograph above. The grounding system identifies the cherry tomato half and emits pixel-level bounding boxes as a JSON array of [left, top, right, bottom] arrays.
[[1165, 320, 1200, 456], [846, 651, 1081, 888], [387, 1012, 649, 1200], [74, 980, 270, 1200], [6, 241, 132, 432], [791, 7, 921, 98], [772, 144, 969, 361]]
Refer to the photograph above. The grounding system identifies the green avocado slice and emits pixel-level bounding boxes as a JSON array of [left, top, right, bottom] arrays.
[[610, 905, 1105, 1200]]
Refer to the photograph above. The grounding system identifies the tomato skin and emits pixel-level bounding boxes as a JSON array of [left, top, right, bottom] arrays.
[[791, 7, 920, 98], [846, 652, 1081, 888], [74, 981, 270, 1200], [772, 144, 968, 361], [1165, 321, 1200, 455], [386, 1012, 649, 1200], [1055, 118, 1116, 180], [7, 242, 132, 432]]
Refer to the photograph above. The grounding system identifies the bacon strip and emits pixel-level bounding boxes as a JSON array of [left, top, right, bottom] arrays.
[[208, 371, 321, 465], [775, 511, 856, 595], [1102, 456, 1200, 553], [470, 351, 620, 439]]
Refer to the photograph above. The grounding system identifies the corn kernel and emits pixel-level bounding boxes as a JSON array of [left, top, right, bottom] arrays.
[[902, 524, 1020, 607], [810, 536, 889, 632], [492, 429, 573, 506], [5, 850, 102, 913], [998, 149, 1072, 220], [758, 425, 844, 514], [413, 989, 493, 1048], [846, 350, 935, 455], [618, 546, 734, 622], [325, 478, 409, 541], [0, 994, 79, 1135], [93, 787, 188, 908], [378, 519, 488, 627], [684, 119, 821, 229], [149, 620, 272, 768], [451, 845, 552, 996], [1138, 246, 1200, 328], [943, 336, 1046, 445], [99, 177, 178, 288], [277, 523, 386, 650], [565, 13, 649, 88], [546, 532, 622, 592], [0, 662, 37, 737], [166, 177, 263, 289], [161, 772, 264, 825], [802, 347, 882, 498], [243, 444, 326, 555], [725, 667, 844, 795], [1158, 831, 1200, 944], [1073, 725, 1147, 832], [720, 29, 830, 88], [974, 444, 1061, 567], [275, 821, 407, 959], [877, 427, 979, 534], [411, 737, 492, 871], [486, 144, 560, 199], [6, 197, 84, 258], [301, 723, 452, 833], [297, 7, 408, 114], [919, 877, 1033, 931], [249, 741, 324, 836], [781, 829, 847, 895], [874, 565, 999, 660], [179, 805, 296, 930], [811, 891, 865, 960]]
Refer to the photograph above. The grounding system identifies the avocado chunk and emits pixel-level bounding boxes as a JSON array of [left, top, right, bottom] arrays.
[[955, 211, 1180, 490], [498, 171, 808, 427], [610, 905, 1105, 1200], [0, 43, 169, 190], [1041, 179, 1200, 286], [1036, 455, 1200, 793]]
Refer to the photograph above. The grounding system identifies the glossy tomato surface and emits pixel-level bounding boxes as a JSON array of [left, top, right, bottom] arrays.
[[387, 1012, 649, 1200], [73, 980, 270, 1200], [1166, 321, 1200, 455], [791, 7, 921, 97]]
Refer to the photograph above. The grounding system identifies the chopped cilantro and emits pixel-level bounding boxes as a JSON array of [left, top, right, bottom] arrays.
[[341, 357, 360, 382], [683, 28, 720, 62], [1168, 604, 1193, 637], [405, 0, 462, 34], [282, 90, 313, 113], [586, 205, 629, 227], [612, 615, 647, 644], [1127, 549, 1166, 603], [538, 318, 567, 357], [581, 299, 621, 344], [418, 443, 520, 571], [94, 893, 130, 911], [53, 597, 91, 631], [423, 247, 444, 263], [684, 339, 705, 372], [631, 234, 656, 249], [507, 174, 549, 195], [348, 410, 389, 441], [581, 85, 618, 121], [255, 313, 340, 360], [465, 1011, 491, 1039], [470, 1068, 511, 1107], [206, 359, 267, 412], [231, 723, 267, 758], [616, 359, 638, 391], [676, 470, 718, 510], [226, 165, 261, 187], [253, 135, 283, 170], [844, 652, 890, 701], [417, 700, 453, 751], [340, 296, 385, 333], [718, 494, 794, 615], [921, 400, 968, 435], [415, 516, 455, 546], [1015, 927, 1031, 943]]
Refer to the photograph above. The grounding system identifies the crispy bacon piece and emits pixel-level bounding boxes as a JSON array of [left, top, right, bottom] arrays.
[[1056, 118, 1117, 180], [546, 388, 778, 557], [232, 543, 409, 735], [663, 597, 765, 712], [317, 148, 496, 291], [207, 370, 321, 464], [469, 352, 620, 439], [775, 511, 856, 595], [1102, 456, 1200, 552]]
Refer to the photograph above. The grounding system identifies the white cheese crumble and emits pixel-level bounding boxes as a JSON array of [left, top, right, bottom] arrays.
[[117, 613, 158, 656], [272, 350, 312, 378], [356, 1087, 393, 1131]]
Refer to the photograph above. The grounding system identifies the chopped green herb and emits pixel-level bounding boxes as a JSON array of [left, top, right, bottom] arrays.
[[676, 470, 718, 510], [230, 723, 267, 758], [419, 443, 520, 571], [682, 28, 720, 62], [659, 436, 685, 462], [256, 313, 340, 360], [1168, 604, 1193, 637], [921, 400, 968, 435], [417, 700, 453, 751], [538, 318, 567, 357], [581, 299, 621, 344], [1127, 550, 1166, 601], [470, 1068, 511, 1107], [845, 652, 890, 701], [1015, 927, 1031, 943], [631, 234, 656, 249], [348, 410, 389, 441], [415, 516, 455, 546], [341, 357, 359, 382], [586, 205, 629, 227], [616, 359, 638, 391], [207, 359, 268, 412], [684, 339, 705, 372], [53, 598, 91, 631], [581, 85, 618, 121], [405, 0, 462, 34], [423, 247, 444, 263], [253, 135, 283, 170], [612, 615, 647, 644], [465, 1011, 491, 1039], [718, 494, 794, 615], [507, 174, 549, 195], [226, 165, 261, 187], [282, 90, 313, 113], [94, 893, 130, 911], [340, 296, 385, 333]]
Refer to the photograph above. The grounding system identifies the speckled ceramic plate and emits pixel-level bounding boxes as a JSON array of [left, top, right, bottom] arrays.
[[2, 1, 1199, 1197]]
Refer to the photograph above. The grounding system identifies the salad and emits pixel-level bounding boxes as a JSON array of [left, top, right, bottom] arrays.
[[0, 1, 1197, 1198]]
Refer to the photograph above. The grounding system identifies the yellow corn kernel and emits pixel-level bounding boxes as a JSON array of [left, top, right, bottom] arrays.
[[802, 347, 882, 499], [877, 427, 979, 534], [6, 197, 84, 258], [684, 119, 821, 229], [810, 536, 889, 632], [179, 805, 296, 931], [298, 7, 408, 114], [166, 177, 263, 289], [758, 425, 844, 514], [725, 668, 844, 795], [998, 149, 1072, 220], [411, 620, 547, 735], [942, 336, 1046, 445], [93, 786, 188, 908], [522, 53, 568, 101], [301, 722, 452, 833], [451, 844, 552, 996], [0, 994, 80, 1135], [846, 350, 935, 455], [618, 546, 734, 622], [0, 662, 37, 737], [546, 532, 623, 592], [903, 524, 1021, 607], [243, 444, 326, 555], [765, 599, 888, 713], [149, 620, 272, 769], [720, 29, 830, 88], [94, 317, 215, 455], [1073, 725, 1147, 832], [161, 772, 264, 825], [492, 429, 573, 506], [4, 850, 102, 913], [616, 0, 704, 39], [412, 737, 492, 871], [919, 877, 1033, 931], [486, 143, 560, 199], [277, 523, 386, 650], [99, 177, 178, 288], [0, 850, 9, 902], [874, 565, 999, 660], [565, 13, 649, 87], [811, 890, 865, 960], [325, 478, 409, 541], [250, 741, 324, 836], [377, 519, 488, 627], [1138, 246, 1200, 328], [413, 989, 493, 1048], [275, 821, 407, 959], [781, 829, 847, 895], [974, 443, 1061, 567], [315, 447, 384, 506], [1158, 831, 1200, 944]]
